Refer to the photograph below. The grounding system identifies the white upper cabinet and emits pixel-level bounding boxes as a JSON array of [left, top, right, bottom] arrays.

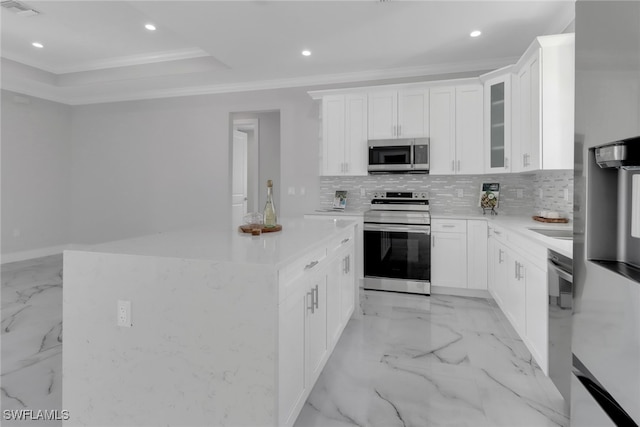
[[512, 34, 574, 172], [321, 94, 368, 176], [429, 86, 456, 175], [368, 88, 429, 139], [429, 84, 484, 175], [455, 85, 484, 175], [482, 71, 513, 174], [397, 89, 430, 138]]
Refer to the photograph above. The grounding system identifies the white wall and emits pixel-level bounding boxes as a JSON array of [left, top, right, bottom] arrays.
[[69, 88, 318, 245], [1, 91, 71, 255]]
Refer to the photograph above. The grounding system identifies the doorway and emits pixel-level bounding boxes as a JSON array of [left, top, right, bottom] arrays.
[[230, 111, 280, 228]]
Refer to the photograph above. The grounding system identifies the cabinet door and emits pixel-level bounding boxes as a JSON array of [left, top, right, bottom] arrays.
[[455, 85, 484, 175], [524, 261, 548, 373], [431, 231, 467, 288], [514, 52, 540, 172], [368, 91, 397, 140], [467, 220, 488, 290], [492, 241, 509, 308], [484, 75, 512, 173], [326, 255, 343, 350], [506, 252, 526, 336], [340, 250, 355, 326], [429, 87, 456, 175], [278, 285, 308, 427], [397, 88, 429, 138], [321, 95, 346, 176], [306, 274, 328, 386], [344, 94, 368, 175]]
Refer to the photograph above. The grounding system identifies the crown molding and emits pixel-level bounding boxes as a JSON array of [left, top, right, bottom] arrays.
[[2, 56, 518, 106], [1, 48, 211, 75]]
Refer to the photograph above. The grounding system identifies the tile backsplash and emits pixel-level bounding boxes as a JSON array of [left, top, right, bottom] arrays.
[[319, 169, 573, 219]]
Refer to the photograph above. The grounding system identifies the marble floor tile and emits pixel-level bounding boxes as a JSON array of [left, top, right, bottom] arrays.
[[1, 255, 63, 427], [1, 257, 569, 427], [296, 290, 569, 427]]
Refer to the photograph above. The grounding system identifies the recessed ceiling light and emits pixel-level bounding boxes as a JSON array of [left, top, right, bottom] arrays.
[[32, 42, 43, 48], [145, 24, 156, 31], [302, 50, 311, 57], [470, 30, 482, 38]]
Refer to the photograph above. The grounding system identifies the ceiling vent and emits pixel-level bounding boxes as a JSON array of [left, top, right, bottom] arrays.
[[1, 0, 40, 17]]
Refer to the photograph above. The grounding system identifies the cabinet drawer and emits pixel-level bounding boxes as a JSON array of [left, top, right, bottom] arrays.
[[279, 246, 327, 296], [432, 220, 466, 233], [327, 228, 355, 255]]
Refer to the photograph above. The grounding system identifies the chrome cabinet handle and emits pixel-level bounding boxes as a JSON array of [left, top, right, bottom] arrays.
[[398, 124, 402, 136], [505, 157, 509, 169], [305, 260, 319, 271], [515, 261, 519, 279], [313, 285, 319, 310], [341, 237, 350, 244], [494, 230, 502, 235], [347, 255, 350, 273], [342, 257, 348, 274], [442, 224, 456, 228], [518, 263, 525, 280], [457, 160, 461, 172], [451, 160, 455, 172], [307, 291, 314, 314], [498, 249, 504, 264]]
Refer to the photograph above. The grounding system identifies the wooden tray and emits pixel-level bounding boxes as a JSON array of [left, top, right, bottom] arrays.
[[532, 216, 569, 223], [239, 224, 282, 233]]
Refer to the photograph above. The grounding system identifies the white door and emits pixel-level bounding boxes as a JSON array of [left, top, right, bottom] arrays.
[[232, 130, 248, 228]]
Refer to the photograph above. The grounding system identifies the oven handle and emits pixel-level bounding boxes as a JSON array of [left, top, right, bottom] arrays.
[[364, 223, 431, 234]]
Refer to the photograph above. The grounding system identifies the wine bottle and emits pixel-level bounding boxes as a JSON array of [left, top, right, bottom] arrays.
[[263, 180, 277, 228]]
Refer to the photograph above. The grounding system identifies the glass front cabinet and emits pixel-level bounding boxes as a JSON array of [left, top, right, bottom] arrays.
[[483, 72, 512, 173]]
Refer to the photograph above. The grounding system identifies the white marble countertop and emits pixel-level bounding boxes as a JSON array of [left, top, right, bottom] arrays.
[[72, 217, 357, 267], [432, 213, 573, 258]]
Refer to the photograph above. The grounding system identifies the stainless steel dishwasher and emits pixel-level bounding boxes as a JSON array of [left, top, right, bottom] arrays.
[[547, 249, 573, 412]]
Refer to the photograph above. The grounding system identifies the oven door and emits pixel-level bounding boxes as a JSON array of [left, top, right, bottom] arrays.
[[363, 223, 431, 283], [368, 140, 412, 173]]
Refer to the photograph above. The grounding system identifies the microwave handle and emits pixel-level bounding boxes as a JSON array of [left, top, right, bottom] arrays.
[[410, 140, 415, 169]]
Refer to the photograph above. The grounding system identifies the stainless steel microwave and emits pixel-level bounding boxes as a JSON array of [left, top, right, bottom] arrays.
[[367, 138, 429, 174]]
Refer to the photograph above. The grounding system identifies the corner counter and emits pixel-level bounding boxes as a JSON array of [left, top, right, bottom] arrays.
[[62, 217, 357, 427]]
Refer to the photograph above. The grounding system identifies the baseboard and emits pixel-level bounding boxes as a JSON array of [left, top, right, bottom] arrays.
[[1, 244, 71, 264], [431, 286, 492, 299]]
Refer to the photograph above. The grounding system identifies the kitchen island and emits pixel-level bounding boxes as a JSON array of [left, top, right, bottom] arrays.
[[62, 217, 357, 427]]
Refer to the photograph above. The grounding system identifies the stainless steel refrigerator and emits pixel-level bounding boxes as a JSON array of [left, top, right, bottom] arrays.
[[572, 1, 640, 426]]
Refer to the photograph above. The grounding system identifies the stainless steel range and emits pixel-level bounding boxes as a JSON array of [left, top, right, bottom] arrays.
[[363, 191, 431, 295]]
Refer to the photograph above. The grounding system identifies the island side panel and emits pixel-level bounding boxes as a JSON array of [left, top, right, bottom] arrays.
[[62, 251, 278, 427]]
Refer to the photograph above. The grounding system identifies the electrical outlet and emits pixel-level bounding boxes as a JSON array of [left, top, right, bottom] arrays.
[[457, 189, 464, 198], [539, 189, 544, 198], [117, 300, 132, 327], [287, 186, 295, 196], [300, 187, 306, 196], [360, 188, 366, 197], [516, 189, 523, 199], [564, 188, 570, 202]]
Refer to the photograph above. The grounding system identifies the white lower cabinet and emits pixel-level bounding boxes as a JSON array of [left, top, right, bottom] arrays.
[[467, 220, 488, 290], [432, 219, 487, 291], [431, 220, 467, 288], [278, 228, 356, 427], [487, 224, 549, 375], [524, 261, 548, 373]]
